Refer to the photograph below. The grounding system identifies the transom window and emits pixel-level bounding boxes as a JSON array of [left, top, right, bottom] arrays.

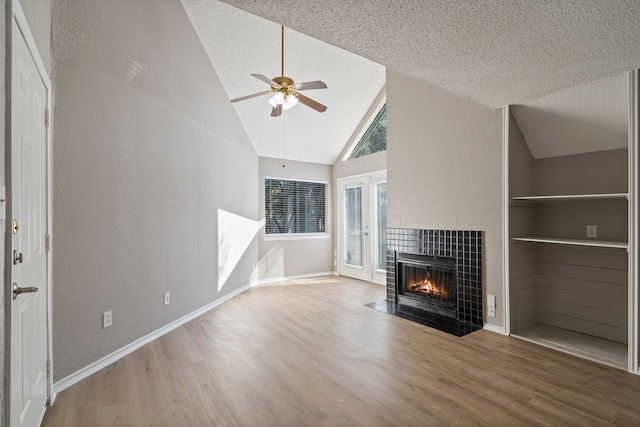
[[265, 178, 326, 235], [348, 104, 387, 159]]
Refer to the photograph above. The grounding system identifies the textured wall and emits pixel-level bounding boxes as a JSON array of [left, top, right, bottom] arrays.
[[386, 69, 504, 328], [51, 0, 258, 380], [258, 157, 333, 280]]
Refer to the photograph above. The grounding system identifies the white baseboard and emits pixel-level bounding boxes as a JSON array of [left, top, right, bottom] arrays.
[[252, 271, 336, 286], [53, 283, 251, 394], [483, 323, 508, 335]]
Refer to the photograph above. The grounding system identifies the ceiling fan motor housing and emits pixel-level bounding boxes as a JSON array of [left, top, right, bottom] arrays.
[[272, 76, 295, 95]]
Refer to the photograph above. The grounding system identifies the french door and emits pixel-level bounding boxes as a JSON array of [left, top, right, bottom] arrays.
[[338, 171, 387, 284]]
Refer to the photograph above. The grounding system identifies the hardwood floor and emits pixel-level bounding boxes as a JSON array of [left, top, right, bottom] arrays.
[[43, 276, 640, 426]]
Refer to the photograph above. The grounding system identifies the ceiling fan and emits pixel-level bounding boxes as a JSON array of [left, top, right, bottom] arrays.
[[230, 25, 328, 117]]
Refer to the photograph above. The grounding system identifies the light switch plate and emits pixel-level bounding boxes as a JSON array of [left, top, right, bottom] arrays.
[[487, 295, 496, 318], [103, 310, 112, 328], [587, 225, 597, 238]]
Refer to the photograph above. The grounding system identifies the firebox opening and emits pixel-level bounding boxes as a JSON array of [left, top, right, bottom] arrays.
[[396, 252, 457, 318]]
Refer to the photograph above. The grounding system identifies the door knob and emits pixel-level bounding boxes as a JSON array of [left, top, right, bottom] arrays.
[[13, 283, 38, 300]]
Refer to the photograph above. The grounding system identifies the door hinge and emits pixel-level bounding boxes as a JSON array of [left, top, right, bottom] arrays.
[[45, 109, 50, 127], [46, 234, 51, 252], [46, 359, 51, 378]]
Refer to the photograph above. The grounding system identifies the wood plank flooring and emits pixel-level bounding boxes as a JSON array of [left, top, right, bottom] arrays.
[[42, 276, 640, 426]]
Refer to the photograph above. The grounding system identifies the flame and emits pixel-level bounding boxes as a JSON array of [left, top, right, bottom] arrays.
[[409, 273, 449, 298]]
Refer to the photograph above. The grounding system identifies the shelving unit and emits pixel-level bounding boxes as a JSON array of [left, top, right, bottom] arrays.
[[510, 192, 629, 249], [506, 89, 634, 371]]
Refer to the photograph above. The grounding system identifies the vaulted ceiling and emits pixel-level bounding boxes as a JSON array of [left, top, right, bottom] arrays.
[[181, 0, 385, 165], [184, 0, 640, 163]]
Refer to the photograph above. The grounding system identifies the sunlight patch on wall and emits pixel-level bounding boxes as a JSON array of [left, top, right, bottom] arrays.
[[218, 209, 263, 291]]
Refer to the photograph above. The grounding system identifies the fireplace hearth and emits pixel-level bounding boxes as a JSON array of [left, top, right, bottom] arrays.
[[368, 228, 484, 337]]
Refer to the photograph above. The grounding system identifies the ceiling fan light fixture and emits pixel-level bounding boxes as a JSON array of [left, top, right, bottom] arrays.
[[282, 93, 299, 110], [231, 26, 327, 116], [268, 91, 285, 108]]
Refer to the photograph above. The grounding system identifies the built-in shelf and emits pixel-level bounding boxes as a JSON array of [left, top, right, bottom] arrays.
[[511, 236, 628, 249], [511, 192, 628, 202], [512, 323, 627, 370]]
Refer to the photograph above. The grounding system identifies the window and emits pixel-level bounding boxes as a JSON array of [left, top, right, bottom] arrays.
[[265, 178, 326, 235], [347, 104, 387, 159]]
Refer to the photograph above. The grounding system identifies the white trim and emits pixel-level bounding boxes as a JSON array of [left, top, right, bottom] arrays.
[[512, 193, 628, 201], [483, 324, 508, 335], [502, 105, 511, 335], [511, 236, 627, 249], [11, 0, 56, 409], [264, 232, 330, 241], [264, 176, 328, 185], [53, 284, 251, 393], [252, 271, 336, 286], [629, 70, 639, 374]]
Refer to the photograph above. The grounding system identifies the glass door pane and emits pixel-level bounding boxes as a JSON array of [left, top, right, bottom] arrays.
[[345, 185, 363, 267], [376, 182, 387, 271]]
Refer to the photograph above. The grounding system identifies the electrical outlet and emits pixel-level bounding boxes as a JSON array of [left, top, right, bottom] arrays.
[[103, 310, 112, 328], [487, 295, 496, 318], [587, 225, 597, 238], [164, 292, 170, 305]]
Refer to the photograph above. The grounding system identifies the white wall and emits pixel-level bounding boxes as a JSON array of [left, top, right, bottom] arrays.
[[258, 157, 334, 280], [386, 69, 505, 328], [51, 0, 258, 381]]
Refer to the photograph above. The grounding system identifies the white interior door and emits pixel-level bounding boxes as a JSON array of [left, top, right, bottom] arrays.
[[10, 13, 50, 427], [338, 171, 387, 284]]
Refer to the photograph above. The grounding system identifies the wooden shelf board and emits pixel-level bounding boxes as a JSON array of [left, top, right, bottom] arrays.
[[511, 193, 628, 202], [511, 236, 627, 249]]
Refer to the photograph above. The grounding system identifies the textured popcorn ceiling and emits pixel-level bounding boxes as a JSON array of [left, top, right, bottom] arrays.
[[187, 0, 639, 162], [181, 0, 384, 165]]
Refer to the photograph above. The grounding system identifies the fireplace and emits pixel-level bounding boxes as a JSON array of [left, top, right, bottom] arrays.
[[396, 253, 457, 317], [368, 228, 484, 336]]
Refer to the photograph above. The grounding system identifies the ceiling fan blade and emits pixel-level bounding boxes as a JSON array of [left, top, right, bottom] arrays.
[[296, 93, 327, 113], [271, 104, 282, 117], [294, 80, 327, 91], [252, 74, 281, 88], [230, 90, 273, 103]]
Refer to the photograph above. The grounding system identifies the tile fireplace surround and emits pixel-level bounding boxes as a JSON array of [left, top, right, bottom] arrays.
[[384, 228, 484, 334]]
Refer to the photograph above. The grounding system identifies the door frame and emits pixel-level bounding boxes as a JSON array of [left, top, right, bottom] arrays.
[[336, 170, 387, 284], [6, 0, 55, 422]]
